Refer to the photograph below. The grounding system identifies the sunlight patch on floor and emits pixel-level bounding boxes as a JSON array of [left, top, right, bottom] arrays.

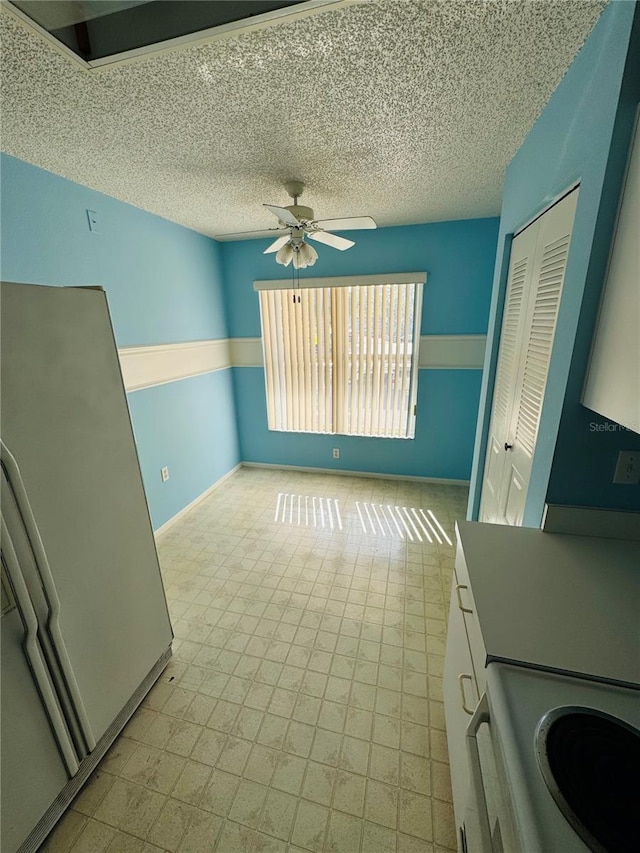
[[274, 492, 343, 530], [355, 502, 453, 544]]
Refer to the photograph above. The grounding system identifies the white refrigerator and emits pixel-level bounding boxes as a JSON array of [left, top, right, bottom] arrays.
[[1, 282, 174, 852]]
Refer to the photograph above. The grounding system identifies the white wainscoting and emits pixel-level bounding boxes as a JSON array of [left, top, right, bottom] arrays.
[[417, 335, 486, 369], [229, 337, 264, 367], [229, 335, 487, 370], [119, 334, 486, 392], [119, 339, 231, 391]]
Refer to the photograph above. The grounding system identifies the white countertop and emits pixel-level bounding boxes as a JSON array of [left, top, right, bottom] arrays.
[[455, 521, 640, 687]]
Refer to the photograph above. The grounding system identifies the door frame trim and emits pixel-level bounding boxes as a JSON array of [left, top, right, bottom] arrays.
[[513, 180, 581, 238]]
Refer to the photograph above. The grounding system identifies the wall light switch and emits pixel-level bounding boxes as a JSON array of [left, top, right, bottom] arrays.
[[613, 451, 639, 485], [161, 466, 170, 482]]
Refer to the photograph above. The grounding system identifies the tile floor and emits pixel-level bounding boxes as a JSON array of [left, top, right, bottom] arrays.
[[43, 467, 468, 853]]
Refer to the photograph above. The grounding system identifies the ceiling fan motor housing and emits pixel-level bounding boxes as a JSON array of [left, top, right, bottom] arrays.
[[286, 204, 314, 223]]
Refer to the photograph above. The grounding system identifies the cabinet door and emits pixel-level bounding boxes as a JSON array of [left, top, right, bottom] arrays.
[[583, 109, 640, 433], [444, 581, 479, 846]]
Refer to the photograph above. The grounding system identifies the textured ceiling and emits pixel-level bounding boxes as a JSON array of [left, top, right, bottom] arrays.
[[0, 0, 606, 238]]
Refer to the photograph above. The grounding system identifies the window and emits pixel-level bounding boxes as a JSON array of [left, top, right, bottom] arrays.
[[256, 273, 425, 438]]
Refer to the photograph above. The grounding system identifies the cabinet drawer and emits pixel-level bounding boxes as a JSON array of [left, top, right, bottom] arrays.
[[454, 544, 487, 695]]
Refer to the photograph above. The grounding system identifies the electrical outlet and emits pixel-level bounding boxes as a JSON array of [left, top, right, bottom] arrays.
[[161, 466, 170, 482], [613, 451, 640, 485], [332, 448, 340, 459]]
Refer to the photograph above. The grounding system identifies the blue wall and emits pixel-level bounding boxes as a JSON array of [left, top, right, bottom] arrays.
[[0, 154, 240, 528], [128, 371, 239, 529], [222, 218, 499, 480], [0, 154, 228, 346], [233, 367, 483, 481], [469, 0, 640, 523], [223, 219, 498, 338], [0, 151, 496, 523]]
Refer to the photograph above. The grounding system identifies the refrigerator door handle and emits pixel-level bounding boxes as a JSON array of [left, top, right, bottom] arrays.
[[1, 517, 80, 777], [0, 441, 96, 751]]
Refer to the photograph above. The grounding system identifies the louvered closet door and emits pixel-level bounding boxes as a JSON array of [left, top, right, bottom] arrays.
[[480, 188, 578, 525], [479, 222, 538, 523]]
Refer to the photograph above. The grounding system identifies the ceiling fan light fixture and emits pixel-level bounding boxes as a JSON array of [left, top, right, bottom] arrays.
[[299, 241, 318, 267], [275, 243, 293, 267], [290, 240, 318, 269], [276, 237, 318, 269], [292, 246, 305, 270]]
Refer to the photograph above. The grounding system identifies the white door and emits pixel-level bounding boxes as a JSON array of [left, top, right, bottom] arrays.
[[480, 188, 579, 524], [480, 222, 538, 524]]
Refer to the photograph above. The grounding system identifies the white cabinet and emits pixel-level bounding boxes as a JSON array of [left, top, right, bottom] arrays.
[[443, 543, 487, 850], [444, 520, 640, 852], [444, 581, 478, 845], [583, 110, 640, 433]]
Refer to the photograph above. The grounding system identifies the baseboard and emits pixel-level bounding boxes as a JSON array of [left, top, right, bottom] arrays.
[[154, 461, 466, 539], [240, 461, 470, 486], [154, 463, 242, 537]]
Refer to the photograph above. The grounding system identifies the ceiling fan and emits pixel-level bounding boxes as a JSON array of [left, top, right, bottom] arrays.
[[215, 181, 377, 269]]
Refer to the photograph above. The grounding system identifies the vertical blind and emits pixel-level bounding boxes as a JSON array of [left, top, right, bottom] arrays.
[[258, 278, 424, 438]]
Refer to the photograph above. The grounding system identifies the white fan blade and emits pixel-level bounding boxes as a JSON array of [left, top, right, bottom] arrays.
[[215, 228, 287, 242], [264, 234, 290, 254], [313, 216, 377, 231], [307, 230, 355, 251], [263, 204, 301, 227]]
